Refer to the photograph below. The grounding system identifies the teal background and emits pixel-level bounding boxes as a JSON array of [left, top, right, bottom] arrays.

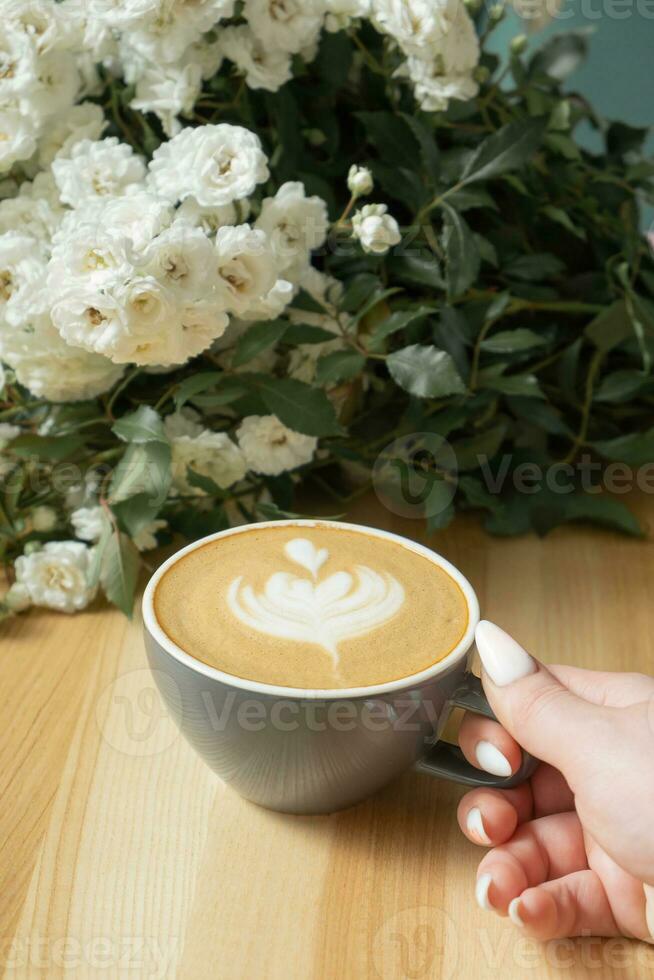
[[489, 8, 654, 225]]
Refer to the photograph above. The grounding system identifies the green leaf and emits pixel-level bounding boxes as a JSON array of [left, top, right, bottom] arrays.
[[450, 423, 507, 471], [232, 319, 289, 367], [595, 370, 653, 403], [112, 406, 166, 444], [460, 118, 547, 186], [592, 429, 654, 466], [174, 372, 223, 410], [458, 475, 505, 517], [9, 433, 85, 460], [541, 205, 586, 240], [481, 329, 546, 353], [355, 111, 419, 169], [387, 345, 466, 398], [387, 255, 444, 289], [100, 530, 141, 617], [283, 323, 339, 344], [483, 373, 545, 398], [506, 253, 565, 282], [507, 397, 572, 436], [314, 350, 366, 384], [368, 306, 435, 347], [585, 301, 632, 353], [246, 375, 344, 437], [109, 442, 172, 506], [399, 112, 439, 177], [87, 519, 112, 590], [441, 204, 480, 298], [532, 491, 642, 538]]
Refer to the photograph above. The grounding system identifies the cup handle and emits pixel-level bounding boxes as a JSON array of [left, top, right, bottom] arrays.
[[415, 672, 539, 788]]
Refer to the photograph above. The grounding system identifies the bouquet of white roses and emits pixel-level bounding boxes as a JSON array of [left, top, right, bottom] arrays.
[[0, 0, 652, 617]]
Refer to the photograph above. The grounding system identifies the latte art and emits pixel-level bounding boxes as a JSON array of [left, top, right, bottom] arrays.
[[227, 539, 405, 665], [153, 524, 469, 689]]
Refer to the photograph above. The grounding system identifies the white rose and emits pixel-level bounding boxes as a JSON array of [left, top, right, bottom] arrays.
[[52, 137, 146, 206], [131, 60, 203, 137], [214, 224, 277, 316], [219, 25, 292, 92], [4, 0, 70, 54], [255, 181, 328, 278], [325, 0, 371, 31], [70, 505, 106, 542], [0, 421, 21, 449], [347, 164, 374, 197], [0, 232, 49, 326], [403, 57, 478, 111], [148, 123, 269, 207], [372, 0, 452, 54], [66, 191, 173, 253], [31, 505, 58, 532], [0, 108, 37, 173], [0, 190, 63, 244], [133, 518, 167, 551], [4, 581, 31, 612], [0, 313, 124, 402], [163, 408, 203, 440], [351, 203, 401, 254], [0, 24, 38, 101], [244, 0, 324, 55], [237, 414, 317, 475], [142, 224, 216, 298], [117, 0, 235, 64], [170, 430, 247, 495], [240, 277, 295, 321], [38, 102, 107, 166], [174, 196, 246, 235], [13, 540, 97, 613], [27, 49, 80, 119]]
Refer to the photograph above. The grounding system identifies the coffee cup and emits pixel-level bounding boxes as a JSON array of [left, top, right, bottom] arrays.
[[142, 519, 536, 814]]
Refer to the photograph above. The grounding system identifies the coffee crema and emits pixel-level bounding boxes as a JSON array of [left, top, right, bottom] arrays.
[[153, 524, 469, 689]]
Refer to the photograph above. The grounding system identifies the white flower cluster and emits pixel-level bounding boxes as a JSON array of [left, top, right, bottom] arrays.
[[77, 0, 478, 138], [0, 124, 329, 394], [0, 1, 98, 173]]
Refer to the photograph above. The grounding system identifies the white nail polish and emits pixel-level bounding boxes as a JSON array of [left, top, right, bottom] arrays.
[[475, 740, 512, 777], [508, 897, 525, 927], [475, 621, 537, 687], [644, 884, 654, 943], [466, 807, 491, 845], [475, 873, 494, 911]]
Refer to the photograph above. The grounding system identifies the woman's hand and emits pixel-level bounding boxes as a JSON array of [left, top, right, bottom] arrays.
[[456, 620, 654, 944]]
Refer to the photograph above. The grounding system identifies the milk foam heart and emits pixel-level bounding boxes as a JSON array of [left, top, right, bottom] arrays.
[[153, 524, 469, 689], [227, 538, 405, 664]]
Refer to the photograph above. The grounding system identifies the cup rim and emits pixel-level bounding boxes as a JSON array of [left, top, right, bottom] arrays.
[[142, 519, 480, 700]]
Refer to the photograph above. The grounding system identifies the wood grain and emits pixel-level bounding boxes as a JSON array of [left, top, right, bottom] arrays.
[[2, 495, 654, 979]]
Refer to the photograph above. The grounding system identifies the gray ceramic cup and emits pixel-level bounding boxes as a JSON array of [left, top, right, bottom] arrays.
[[142, 520, 536, 814]]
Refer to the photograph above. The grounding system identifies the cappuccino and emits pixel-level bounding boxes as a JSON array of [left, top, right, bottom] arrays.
[[153, 524, 469, 689]]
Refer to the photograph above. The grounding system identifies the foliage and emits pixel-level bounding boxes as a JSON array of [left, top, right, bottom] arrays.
[[2, 22, 654, 616]]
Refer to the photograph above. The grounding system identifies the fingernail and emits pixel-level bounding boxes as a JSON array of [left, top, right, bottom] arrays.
[[466, 807, 491, 845], [475, 621, 537, 687], [508, 897, 525, 927], [644, 883, 654, 943], [475, 740, 512, 777], [475, 873, 494, 911]]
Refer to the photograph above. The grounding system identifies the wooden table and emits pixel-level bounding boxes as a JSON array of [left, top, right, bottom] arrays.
[[3, 494, 654, 980]]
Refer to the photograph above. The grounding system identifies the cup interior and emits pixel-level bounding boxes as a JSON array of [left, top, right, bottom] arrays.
[[142, 519, 480, 700]]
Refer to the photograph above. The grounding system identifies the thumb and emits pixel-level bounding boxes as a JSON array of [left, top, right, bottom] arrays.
[[475, 621, 609, 781]]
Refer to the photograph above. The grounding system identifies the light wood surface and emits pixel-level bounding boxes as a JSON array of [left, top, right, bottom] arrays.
[[2, 494, 654, 979]]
